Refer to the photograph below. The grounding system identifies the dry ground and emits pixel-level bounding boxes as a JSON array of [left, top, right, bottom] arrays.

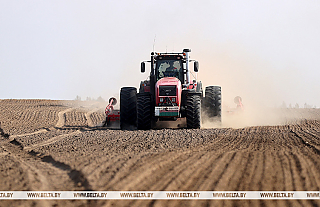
[[0, 99, 319, 207]]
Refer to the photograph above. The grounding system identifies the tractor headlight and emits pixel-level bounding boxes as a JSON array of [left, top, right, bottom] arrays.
[[171, 97, 176, 102], [160, 98, 164, 102]]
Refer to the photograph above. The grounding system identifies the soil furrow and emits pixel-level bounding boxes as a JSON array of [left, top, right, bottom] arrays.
[[24, 130, 82, 150], [180, 152, 225, 190], [199, 152, 237, 190], [9, 129, 49, 139], [56, 108, 73, 127]]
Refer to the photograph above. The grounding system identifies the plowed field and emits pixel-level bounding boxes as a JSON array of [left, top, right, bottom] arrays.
[[0, 99, 319, 207]]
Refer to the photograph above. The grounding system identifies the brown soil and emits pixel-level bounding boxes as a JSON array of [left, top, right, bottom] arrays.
[[0, 99, 319, 207]]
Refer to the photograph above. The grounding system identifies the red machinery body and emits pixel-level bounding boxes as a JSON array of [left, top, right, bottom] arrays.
[[225, 96, 244, 114], [155, 77, 182, 107], [138, 49, 203, 122], [234, 96, 244, 110], [106, 109, 120, 122], [154, 77, 182, 118], [104, 97, 120, 127]]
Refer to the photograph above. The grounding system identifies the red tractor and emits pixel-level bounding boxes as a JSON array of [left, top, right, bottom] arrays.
[[119, 49, 221, 129]]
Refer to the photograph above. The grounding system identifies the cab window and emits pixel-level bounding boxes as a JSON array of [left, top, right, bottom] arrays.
[[156, 60, 183, 82]]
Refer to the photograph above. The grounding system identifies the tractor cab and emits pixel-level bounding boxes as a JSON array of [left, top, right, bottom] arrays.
[[156, 56, 184, 83]]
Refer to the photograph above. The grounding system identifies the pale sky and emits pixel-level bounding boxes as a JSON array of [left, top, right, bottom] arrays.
[[1, 0, 319, 107]]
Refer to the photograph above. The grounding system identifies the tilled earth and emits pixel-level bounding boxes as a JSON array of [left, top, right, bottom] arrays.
[[0, 99, 319, 207]]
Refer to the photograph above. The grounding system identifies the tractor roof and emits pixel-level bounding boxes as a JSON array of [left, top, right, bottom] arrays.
[[152, 49, 190, 58], [153, 52, 185, 60]]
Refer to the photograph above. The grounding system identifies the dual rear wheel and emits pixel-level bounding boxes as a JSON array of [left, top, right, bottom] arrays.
[[185, 85, 222, 129], [120, 88, 153, 130]]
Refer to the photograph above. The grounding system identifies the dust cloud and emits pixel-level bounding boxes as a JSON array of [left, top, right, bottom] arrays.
[[196, 44, 316, 128]]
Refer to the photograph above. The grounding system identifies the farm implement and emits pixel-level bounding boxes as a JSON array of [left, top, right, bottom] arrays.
[[102, 97, 120, 127]]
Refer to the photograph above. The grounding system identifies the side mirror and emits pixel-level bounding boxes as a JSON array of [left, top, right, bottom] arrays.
[[194, 61, 199, 72], [183, 48, 191, 53], [141, 62, 145, 73]]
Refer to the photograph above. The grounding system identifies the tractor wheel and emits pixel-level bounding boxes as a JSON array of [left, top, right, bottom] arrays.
[[204, 86, 221, 121], [120, 87, 137, 129], [186, 94, 201, 129], [137, 93, 152, 130]]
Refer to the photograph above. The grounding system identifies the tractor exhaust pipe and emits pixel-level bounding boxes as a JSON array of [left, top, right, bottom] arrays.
[[183, 49, 191, 85]]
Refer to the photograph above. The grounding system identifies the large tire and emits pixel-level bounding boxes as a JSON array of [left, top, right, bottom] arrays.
[[204, 86, 221, 121], [137, 93, 152, 130], [186, 94, 201, 129], [120, 87, 137, 129]]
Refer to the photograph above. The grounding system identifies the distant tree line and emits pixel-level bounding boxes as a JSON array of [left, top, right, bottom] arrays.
[[281, 101, 316, 109], [74, 95, 105, 102]]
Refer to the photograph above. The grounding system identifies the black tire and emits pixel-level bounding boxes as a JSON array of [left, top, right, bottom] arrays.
[[204, 86, 221, 121], [186, 94, 201, 129], [137, 93, 152, 130], [120, 87, 137, 129]]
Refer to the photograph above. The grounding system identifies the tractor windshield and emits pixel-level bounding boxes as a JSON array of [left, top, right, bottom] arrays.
[[156, 60, 183, 82]]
